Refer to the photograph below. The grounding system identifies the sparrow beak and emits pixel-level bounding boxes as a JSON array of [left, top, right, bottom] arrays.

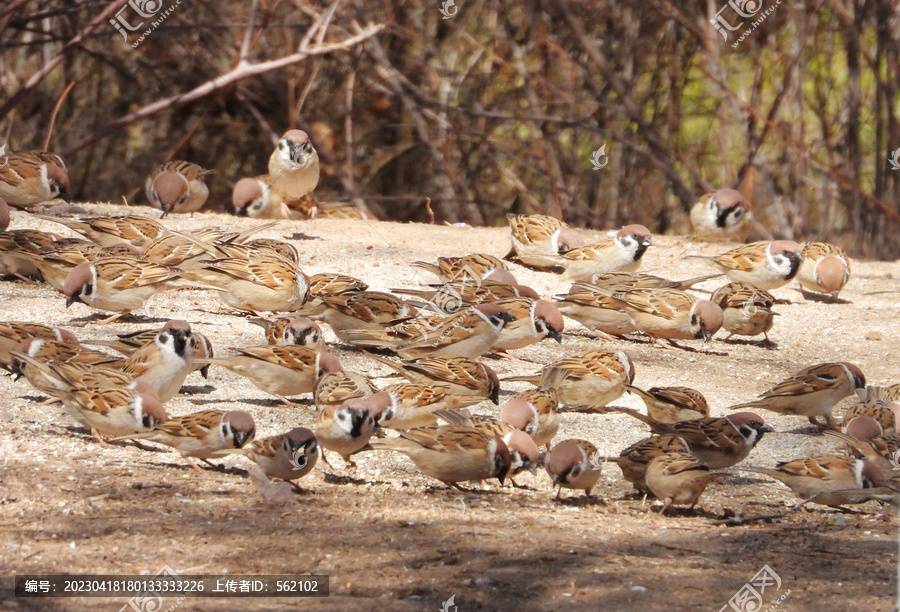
[[160, 205, 171, 219], [547, 328, 563, 344], [58, 189, 71, 202], [233, 430, 252, 448], [759, 424, 775, 434], [290, 143, 308, 164], [701, 328, 712, 343], [65, 294, 80, 308]]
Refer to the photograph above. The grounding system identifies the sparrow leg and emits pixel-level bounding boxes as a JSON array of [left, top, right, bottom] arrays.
[[186, 458, 207, 474], [129, 440, 164, 453], [91, 428, 111, 447], [98, 312, 129, 325], [200, 458, 226, 471], [318, 451, 335, 470], [274, 394, 302, 407], [659, 498, 673, 515]]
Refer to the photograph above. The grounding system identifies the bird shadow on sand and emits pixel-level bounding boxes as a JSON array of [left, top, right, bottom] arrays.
[[720, 337, 779, 350], [798, 289, 851, 305], [322, 472, 379, 486], [554, 495, 607, 507], [187, 396, 313, 408], [286, 232, 321, 241], [67, 313, 170, 326], [180, 385, 216, 395]]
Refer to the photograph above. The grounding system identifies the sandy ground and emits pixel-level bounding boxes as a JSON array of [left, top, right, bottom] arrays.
[[0, 204, 898, 611]]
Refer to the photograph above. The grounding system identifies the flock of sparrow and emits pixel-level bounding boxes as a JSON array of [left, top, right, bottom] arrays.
[[0, 129, 898, 516]]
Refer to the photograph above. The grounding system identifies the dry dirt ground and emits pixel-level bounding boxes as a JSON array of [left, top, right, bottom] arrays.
[[0, 204, 898, 611]]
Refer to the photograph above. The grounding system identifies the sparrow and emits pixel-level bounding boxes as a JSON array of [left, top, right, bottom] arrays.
[[504, 350, 635, 413], [268, 129, 320, 201], [372, 356, 501, 404], [504, 213, 585, 270], [603, 288, 724, 344], [710, 282, 777, 341], [501, 387, 560, 451], [603, 434, 691, 494], [687, 240, 803, 290], [34, 214, 167, 249], [63, 258, 184, 322], [199, 347, 343, 405], [139, 232, 218, 270], [231, 175, 288, 219], [797, 242, 851, 298], [841, 387, 896, 436], [0, 322, 77, 369], [298, 273, 369, 318], [250, 316, 325, 350], [12, 336, 121, 370], [115, 409, 256, 470], [646, 452, 725, 514], [0, 198, 8, 230], [87, 326, 212, 379], [412, 254, 517, 285], [58, 384, 168, 442], [396, 303, 516, 360], [825, 424, 900, 476], [10, 351, 166, 441], [730, 362, 866, 428], [317, 291, 418, 341], [623, 385, 709, 423], [556, 225, 652, 278], [391, 279, 539, 313], [314, 369, 379, 412], [29, 241, 142, 292], [337, 312, 447, 350], [315, 398, 378, 465], [741, 455, 883, 507], [366, 383, 482, 430], [119, 320, 195, 403], [0, 150, 70, 206], [10, 348, 134, 398], [573, 272, 722, 290], [490, 298, 564, 351], [610, 408, 773, 469], [0, 229, 59, 278], [434, 409, 541, 476], [554, 282, 639, 339], [227, 427, 320, 486], [145, 160, 211, 217], [689, 188, 750, 240], [543, 439, 604, 500], [367, 425, 511, 488], [182, 252, 309, 314]]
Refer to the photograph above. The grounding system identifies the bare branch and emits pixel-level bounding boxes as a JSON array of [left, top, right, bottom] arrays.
[[60, 23, 384, 158]]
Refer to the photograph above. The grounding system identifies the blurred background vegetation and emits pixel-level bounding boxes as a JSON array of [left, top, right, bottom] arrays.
[[1, 0, 899, 257]]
